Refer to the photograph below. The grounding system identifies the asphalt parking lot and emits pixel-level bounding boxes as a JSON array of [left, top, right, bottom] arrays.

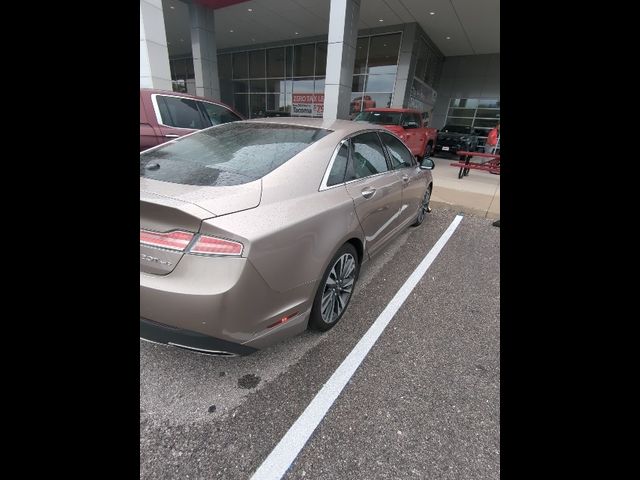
[[140, 206, 500, 479]]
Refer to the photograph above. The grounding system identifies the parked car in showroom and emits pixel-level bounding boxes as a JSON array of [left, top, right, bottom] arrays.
[[354, 108, 438, 159], [350, 95, 376, 116], [434, 124, 479, 155], [140, 118, 434, 355], [140, 88, 243, 151]]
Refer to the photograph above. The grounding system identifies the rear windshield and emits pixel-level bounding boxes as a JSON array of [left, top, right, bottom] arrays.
[[441, 125, 473, 134], [354, 111, 402, 126], [140, 123, 331, 186]]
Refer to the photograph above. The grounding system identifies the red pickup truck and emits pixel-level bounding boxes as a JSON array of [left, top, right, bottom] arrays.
[[353, 108, 437, 158], [140, 88, 243, 151]]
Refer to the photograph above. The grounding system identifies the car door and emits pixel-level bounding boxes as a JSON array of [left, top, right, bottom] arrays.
[[153, 94, 208, 143], [344, 132, 403, 257], [379, 132, 425, 226]]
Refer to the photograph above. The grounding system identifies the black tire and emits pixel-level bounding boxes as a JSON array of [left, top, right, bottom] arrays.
[[458, 167, 465, 179], [309, 243, 360, 331], [412, 185, 432, 226], [424, 143, 433, 158]]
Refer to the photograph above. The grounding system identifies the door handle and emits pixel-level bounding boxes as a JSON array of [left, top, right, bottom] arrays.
[[164, 134, 180, 138], [361, 188, 376, 199]]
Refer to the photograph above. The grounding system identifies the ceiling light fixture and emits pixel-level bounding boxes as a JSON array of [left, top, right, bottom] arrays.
[[230, 29, 234, 33], [446, 36, 451, 40], [170, 5, 175, 10], [378, 19, 384, 22], [248, 8, 253, 12], [295, 32, 299, 35], [429, 12, 435, 15]]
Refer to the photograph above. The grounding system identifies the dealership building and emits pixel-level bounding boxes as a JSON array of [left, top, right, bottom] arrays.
[[140, 0, 499, 145]]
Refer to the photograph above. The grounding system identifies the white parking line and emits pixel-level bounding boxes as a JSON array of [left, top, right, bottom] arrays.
[[250, 214, 464, 480]]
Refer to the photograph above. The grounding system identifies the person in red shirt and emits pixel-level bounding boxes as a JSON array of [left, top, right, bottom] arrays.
[[485, 122, 500, 154]]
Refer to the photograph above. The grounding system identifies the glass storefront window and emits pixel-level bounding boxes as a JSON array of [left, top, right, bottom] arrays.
[[286, 46, 293, 78], [266, 78, 287, 93], [234, 94, 248, 117], [217, 34, 401, 119], [473, 118, 500, 128], [448, 108, 475, 118], [352, 75, 366, 92], [478, 99, 500, 108], [293, 78, 315, 93], [267, 47, 285, 78], [249, 94, 266, 117], [366, 93, 392, 109], [413, 36, 442, 88], [218, 54, 232, 80], [354, 37, 369, 75], [267, 94, 287, 112], [315, 43, 327, 76], [249, 79, 266, 93], [350, 93, 365, 115], [476, 108, 500, 119], [365, 74, 395, 93], [249, 50, 265, 78], [450, 98, 479, 109], [367, 33, 401, 75], [444, 98, 500, 144], [233, 80, 248, 94], [293, 44, 315, 76], [232, 52, 248, 79]]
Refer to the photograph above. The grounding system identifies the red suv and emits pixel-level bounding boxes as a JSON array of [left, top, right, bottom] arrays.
[[140, 88, 243, 151]]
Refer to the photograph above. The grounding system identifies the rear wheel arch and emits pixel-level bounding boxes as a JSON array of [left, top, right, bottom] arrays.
[[345, 237, 364, 267]]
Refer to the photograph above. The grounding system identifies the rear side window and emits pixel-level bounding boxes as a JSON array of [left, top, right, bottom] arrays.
[[140, 123, 331, 186], [200, 102, 242, 125], [156, 95, 207, 129], [350, 132, 389, 179], [327, 142, 350, 187], [380, 132, 414, 169]]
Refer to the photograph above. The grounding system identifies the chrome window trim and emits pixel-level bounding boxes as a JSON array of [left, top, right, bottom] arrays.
[[319, 128, 400, 191]]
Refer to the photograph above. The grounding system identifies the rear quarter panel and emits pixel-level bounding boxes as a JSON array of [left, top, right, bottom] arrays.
[[199, 134, 366, 294]]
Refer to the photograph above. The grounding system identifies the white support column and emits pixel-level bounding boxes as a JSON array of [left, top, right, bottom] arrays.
[[323, 0, 360, 120], [189, 2, 220, 100], [140, 0, 172, 90]]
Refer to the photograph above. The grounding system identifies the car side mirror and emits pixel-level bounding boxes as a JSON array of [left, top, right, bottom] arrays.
[[420, 157, 435, 170]]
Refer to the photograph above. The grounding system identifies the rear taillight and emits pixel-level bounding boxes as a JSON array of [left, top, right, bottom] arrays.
[[140, 230, 194, 251], [140, 230, 243, 256], [189, 235, 243, 256]]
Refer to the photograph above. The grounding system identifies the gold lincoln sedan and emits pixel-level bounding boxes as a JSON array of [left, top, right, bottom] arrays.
[[140, 117, 434, 355]]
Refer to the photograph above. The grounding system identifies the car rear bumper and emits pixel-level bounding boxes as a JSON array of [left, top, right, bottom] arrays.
[[140, 255, 315, 352], [140, 317, 256, 356]]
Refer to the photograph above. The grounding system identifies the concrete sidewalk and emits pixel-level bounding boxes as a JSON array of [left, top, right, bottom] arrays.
[[429, 154, 500, 219]]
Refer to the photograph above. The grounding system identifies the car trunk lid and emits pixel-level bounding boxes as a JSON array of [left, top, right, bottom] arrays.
[[140, 179, 261, 275]]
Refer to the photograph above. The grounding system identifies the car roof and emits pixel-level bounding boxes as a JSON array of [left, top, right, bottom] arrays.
[[243, 117, 388, 136]]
